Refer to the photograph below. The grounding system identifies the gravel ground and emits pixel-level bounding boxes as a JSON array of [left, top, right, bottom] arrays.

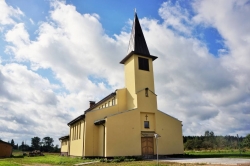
[[160, 158, 250, 165]]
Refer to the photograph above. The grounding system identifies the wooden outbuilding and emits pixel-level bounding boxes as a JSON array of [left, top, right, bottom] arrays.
[[0, 140, 12, 158]]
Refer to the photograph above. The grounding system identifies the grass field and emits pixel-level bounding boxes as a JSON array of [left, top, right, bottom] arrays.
[[185, 149, 250, 158], [0, 152, 96, 166], [0, 150, 249, 166]]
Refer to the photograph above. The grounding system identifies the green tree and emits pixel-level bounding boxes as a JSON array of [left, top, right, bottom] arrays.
[[10, 139, 15, 147], [243, 134, 250, 148], [31, 137, 41, 150], [42, 137, 54, 152]]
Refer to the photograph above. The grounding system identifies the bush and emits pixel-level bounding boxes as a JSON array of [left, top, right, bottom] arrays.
[[111, 159, 121, 163], [114, 156, 125, 161]]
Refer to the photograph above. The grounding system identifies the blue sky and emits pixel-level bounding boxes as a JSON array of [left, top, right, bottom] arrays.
[[0, 0, 250, 146]]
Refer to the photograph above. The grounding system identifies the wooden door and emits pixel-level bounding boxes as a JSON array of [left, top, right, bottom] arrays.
[[141, 137, 154, 156]]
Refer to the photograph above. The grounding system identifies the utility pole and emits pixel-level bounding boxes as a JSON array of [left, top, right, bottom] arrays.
[[154, 134, 160, 166]]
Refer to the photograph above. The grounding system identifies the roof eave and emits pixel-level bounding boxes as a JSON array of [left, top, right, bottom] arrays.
[[84, 92, 116, 113], [67, 114, 85, 126], [120, 51, 158, 64], [59, 135, 69, 140]]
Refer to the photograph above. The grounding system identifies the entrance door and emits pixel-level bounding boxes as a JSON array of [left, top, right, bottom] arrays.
[[141, 137, 154, 157]]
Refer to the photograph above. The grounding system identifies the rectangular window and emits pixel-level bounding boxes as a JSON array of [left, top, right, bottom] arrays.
[[138, 57, 149, 71], [109, 101, 111, 106], [76, 125, 78, 140], [79, 122, 81, 139], [112, 98, 115, 105], [105, 103, 108, 107], [144, 121, 150, 128]]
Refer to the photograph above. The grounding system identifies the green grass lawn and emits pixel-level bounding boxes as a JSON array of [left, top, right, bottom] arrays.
[[184, 149, 250, 158], [0, 152, 97, 166], [1, 150, 249, 166]]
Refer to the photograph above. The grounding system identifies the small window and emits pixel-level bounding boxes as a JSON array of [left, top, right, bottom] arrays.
[[144, 121, 149, 128], [112, 98, 115, 105], [138, 57, 149, 71], [109, 101, 111, 106]]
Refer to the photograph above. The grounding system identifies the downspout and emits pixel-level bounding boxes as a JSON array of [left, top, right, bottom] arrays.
[[102, 124, 105, 158]]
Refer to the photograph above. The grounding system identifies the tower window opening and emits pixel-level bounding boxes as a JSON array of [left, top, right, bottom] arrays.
[[138, 57, 149, 71]]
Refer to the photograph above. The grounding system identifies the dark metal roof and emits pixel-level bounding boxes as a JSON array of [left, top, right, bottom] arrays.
[[0, 140, 12, 146], [67, 114, 85, 126], [84, 92, 116, 113], [94, 119, 105, 125], [67, 91, 116, 126], [128, 12, 150, 55], [120, 51, 158, 64], [120, 12, 157, 64], [59, 135, 69, 140]]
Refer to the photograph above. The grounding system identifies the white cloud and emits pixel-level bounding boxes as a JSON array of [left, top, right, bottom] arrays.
[[0, 0, 24, 26], [151, 0, 250, 136], [159, 0, 193, 35], [29, 18, 34, 25]]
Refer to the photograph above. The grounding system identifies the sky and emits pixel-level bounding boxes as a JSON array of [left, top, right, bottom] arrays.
[[0, 0, 250, 147]]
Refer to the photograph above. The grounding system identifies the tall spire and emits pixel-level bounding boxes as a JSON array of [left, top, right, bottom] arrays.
[[120, 12, 157, 64], [127, 12, 150, 55]]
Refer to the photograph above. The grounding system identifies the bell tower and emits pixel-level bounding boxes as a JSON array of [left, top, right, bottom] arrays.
[[120, 12, 158, 110]]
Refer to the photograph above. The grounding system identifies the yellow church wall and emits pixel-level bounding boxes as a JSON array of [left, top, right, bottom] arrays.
[[115, 88, 127, 112], [134, 55, 155, 93], [69, 120, 84, 156], [105, 109, 141, 157], [124, 54, 156, 111], [97, 125, 105, 157], [137, 89, 157, 113], [155, 111, 184, 155], [83, 90, 127, 157], [124, 55, 137, 110], [60, 139, 69, 153], [140, 112, 155, 131]]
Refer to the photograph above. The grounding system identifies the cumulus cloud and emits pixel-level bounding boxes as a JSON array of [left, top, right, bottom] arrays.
[[0, 0, 24, 26], [150, 0, 250, 136]]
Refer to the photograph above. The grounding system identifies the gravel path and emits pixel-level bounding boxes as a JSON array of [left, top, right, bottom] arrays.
[[161, 158, 250, 165]]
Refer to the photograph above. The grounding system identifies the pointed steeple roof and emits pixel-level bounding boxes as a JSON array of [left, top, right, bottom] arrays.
[[120, 12, 157, 64]]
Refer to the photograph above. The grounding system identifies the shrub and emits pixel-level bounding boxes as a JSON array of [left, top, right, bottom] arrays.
[[111, 159, 121, 163]]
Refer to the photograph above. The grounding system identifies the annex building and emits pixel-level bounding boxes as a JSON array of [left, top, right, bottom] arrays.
[[59, 12, 184, 157], [0, 140, 13, 158]]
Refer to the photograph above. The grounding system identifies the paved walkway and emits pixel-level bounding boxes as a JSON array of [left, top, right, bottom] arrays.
[[160, 158, 250, 165], [74, 161, 99, 166]]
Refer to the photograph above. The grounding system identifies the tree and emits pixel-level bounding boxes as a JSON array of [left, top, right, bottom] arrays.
[[31, 137, 41, 150], [243, 134, 250, 148], [10, 139, 15, 147], [53, 145, 60, 153], [19, 141, 30, 151], [42, 137, 54, 152]]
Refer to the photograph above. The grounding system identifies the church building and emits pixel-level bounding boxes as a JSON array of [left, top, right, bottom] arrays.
[[59, 12, 184, 157]]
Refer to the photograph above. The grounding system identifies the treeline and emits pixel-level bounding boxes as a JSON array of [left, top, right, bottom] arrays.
[[183, 131, 250, 150], [8, 136, 60, 153]]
